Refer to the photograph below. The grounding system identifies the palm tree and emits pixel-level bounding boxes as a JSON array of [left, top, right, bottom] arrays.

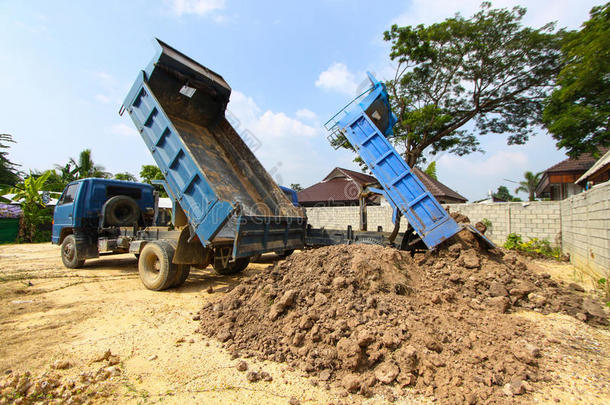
[[515, 171, 542, 201], [69, 149, 110, 179]]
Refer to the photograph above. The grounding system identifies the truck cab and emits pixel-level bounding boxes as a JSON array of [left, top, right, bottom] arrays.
[[52, 178, 155, 267]]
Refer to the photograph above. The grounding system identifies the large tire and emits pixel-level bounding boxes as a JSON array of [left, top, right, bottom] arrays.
[[104, 195, 140, 226], [213, 257, 250, 276], [355, 237, 384, 246], [276, 249, 295, 259], [61, 234, 85, 268], [171, 264, 191, 288], [138, 241, 178, 291]]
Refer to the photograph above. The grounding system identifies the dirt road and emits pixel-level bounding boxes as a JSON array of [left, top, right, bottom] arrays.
[[0, 243, 608, 404]]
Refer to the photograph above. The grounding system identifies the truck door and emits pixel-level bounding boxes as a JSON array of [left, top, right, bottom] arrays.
[[52, 183, 80, 244]]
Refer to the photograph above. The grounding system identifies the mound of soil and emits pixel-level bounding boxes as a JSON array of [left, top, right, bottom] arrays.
[[198, 231, 607, 403]]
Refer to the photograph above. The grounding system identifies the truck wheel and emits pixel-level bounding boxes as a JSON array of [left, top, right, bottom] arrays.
[[276, 249, 295, 259], [213, 257, 250, 276], [171, 265, 191, 288], [104, 195, 140, 226], [138, 241, 178, 291], [61, 234, 85, 268], [355, 237, 384, 246]]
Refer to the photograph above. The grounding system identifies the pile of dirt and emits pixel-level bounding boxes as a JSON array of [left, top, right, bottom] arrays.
[[198, 231, 607, 403], [0, 351, 121, 405]]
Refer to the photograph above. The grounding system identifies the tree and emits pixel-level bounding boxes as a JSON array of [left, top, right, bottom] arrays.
[[139, 165, 164, 184], [289, 183, 303, 192], [364, 2, 565, 168], [494, 185, 521, 202], [3, 171, 53, 242], [542, 3, 610, 157], [0, 134, 21, 186], [114, 172, 138, 182], [140, 165, 167, 197], [69, 149, 110, 179], [514, 171, 542, 201], [423, 161, 437, 180]]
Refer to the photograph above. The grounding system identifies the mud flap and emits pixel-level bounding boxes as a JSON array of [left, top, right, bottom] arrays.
[[74, 228, 99, 259], [174, 227, 211, 266]]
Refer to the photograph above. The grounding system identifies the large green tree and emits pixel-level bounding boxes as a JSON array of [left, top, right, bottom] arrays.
[[0, 134, 21, 186], [494, 185, 520, 202], [139, 165, 164, 184], [350, 3, 565, 168], [515, 170, 542, 201], [140, 165, 167, 197], [542, 3, 610, 157]]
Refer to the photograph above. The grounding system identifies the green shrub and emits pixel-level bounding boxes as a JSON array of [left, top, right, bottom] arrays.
[[503, 233, 561, 260]]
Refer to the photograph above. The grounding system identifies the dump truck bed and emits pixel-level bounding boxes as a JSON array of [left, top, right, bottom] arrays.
[[327, 74, 461, 249], [122, 40, 306, 258]]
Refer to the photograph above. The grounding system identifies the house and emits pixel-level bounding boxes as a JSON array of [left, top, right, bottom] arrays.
[[535, 149, 607, 200], [297, 168, 380, 207], [297, 167, 467, 207], [575, 149, 610, 189]]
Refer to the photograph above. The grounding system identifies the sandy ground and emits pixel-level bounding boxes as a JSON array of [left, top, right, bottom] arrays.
[[0, 243, 608, 404]]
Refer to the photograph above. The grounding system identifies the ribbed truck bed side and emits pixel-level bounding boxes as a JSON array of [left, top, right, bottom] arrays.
[[122, 40, 306, 257], [335, 77, 461, 249]]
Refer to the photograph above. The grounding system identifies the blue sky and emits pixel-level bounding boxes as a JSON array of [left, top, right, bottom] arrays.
[[0, 0, 602, 200]]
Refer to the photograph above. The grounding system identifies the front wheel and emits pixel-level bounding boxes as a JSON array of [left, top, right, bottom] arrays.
[[61, 234, 85, 268], [213, 257, 250, 276], [138, 241, 178, 291]]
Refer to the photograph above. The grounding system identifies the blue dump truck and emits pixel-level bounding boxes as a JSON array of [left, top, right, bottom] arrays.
[[53, 39, 492, 291]]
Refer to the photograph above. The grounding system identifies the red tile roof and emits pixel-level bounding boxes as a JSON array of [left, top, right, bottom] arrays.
[[412, 167, 467, 203], [544, 148, 608, 173], [298, 167, 467, 205]]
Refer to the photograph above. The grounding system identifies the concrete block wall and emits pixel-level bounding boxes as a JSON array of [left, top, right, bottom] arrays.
[[304, 204, 408, 233], [560, 182, 610, 278], [443, 201, 562, 246]]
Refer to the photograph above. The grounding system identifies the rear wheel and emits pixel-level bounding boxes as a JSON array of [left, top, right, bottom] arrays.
[[171, 264, 191, 288], [213, 257, 250, 276], [61, 234, 85, 268], [276, 249, 294, 259], [138, 241, 178, 291]]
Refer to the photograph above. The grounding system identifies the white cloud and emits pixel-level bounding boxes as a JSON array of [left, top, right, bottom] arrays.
[[228, 91, 319, 139], [226, 90, 328, 187], [439, 151, 528, 178], [254, 111, 318, 138], [170, 0, 226, 16], [95, 94, 111, 104], [111, 123, 139, 137], [95, 71, 114, 82], [315, 62, 359, 96], [295, 108, 317, 122]]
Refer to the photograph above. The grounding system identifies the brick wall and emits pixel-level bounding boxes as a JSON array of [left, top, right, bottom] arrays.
[[560, 182, 610, 277], [443, 201, 562, 246], [304, 181, 610, 277]]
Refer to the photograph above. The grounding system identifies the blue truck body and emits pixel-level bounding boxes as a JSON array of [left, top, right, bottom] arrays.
[[326, 73, 462, 249], [52, 178, 155, 245], [121, 39, 306, 259]]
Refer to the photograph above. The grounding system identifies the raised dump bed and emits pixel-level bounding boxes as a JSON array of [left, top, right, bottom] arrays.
[[121, 39, 306, 258], [326, 73, 462, 249]]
